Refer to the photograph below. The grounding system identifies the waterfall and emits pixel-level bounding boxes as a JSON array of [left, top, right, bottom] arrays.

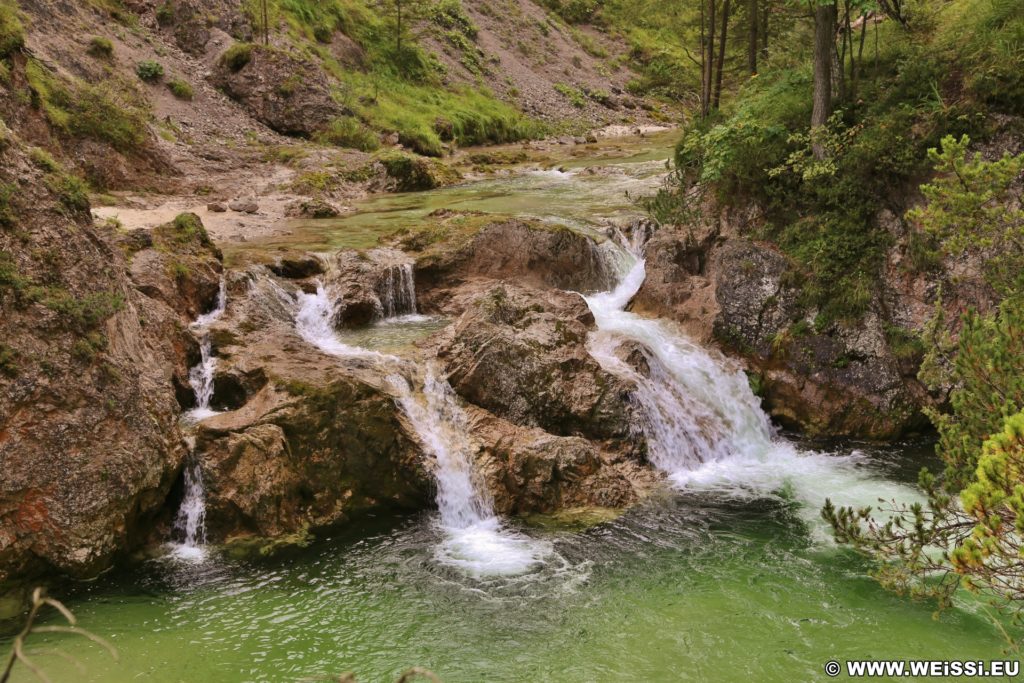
[[377, 263, 417, 319], [387, 366, 547, 578], [585, 240, 916, 528], [171, 459, 208, 559], [295, 282, 366, 357], [172, 279, 226, 558], [185, 279, 227, 422]]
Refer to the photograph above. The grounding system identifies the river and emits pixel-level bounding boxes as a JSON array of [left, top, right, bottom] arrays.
[[2, 133, 1008, 682]]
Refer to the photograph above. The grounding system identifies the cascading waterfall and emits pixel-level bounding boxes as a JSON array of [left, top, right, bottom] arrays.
[[172, 279, 226, 559], [171, 458, 208, 559], [185, 279, 227, 421], [387, 367, 548, 578], [585, 238, 916, 528], [292, 279, 547, 577], [377, 263, 417, 319]]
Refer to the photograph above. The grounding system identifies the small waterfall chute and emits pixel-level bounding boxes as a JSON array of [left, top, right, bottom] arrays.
[[171, 459, 208, 560], [388, 366, 549, 578], [377, 262, 417, 319], [185, 279, 227, 422]]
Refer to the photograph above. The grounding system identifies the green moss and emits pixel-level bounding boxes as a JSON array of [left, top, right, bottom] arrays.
[[28, 146, 60, 172], [379, 152, 460, 191], [87, 36, 114, 59], [167, 77, 194, 100], [135, 60, 164, 82], [554, 83, 586, 108], [221, 42, 253, 71], [71, 331, 107, 363], [0, 182, 15, 230]]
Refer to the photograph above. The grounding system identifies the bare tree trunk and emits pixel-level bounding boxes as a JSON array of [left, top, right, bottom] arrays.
[[812, 1, 836, 159], [702, 0, 717, 118], [747, 0, 758, 74], [713, 0, 730, 108]]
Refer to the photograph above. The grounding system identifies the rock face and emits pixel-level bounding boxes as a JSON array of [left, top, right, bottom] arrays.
[[395, 216, 616, 314], [437, 283, 636, 441], [0, 145, 216, 587], [211, 45, 342, 138], [325, 248, 418, 327], [630, 202, 993, 439], [466, 406, 656, 515]]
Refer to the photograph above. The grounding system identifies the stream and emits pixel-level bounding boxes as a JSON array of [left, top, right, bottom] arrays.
[[3, 133, 1010, 682]]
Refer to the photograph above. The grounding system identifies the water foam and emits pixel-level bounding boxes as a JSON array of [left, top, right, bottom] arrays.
[[387, 367, 550, 578], [585, 240, 918, 529]]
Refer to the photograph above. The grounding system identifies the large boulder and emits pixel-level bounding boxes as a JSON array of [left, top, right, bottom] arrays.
[[0, 139, 196, 591], [466, 406, 656, 515], [436, 283, 637, 441], [391, 215, 617, 314], [211, 44, 342, 137]]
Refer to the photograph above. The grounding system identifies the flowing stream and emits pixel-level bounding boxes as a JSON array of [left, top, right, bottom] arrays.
[[3, 134, 1008, 682]]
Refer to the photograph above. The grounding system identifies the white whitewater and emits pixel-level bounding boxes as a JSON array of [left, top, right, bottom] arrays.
[[387, 368, 547, 578], [171, 459, 208, 560], [294, 280, 547, 577], [173, 279, 226, 559], [378, 263, 417, 319], [186, 279, 227, 421], [585, 239, 915, 529]]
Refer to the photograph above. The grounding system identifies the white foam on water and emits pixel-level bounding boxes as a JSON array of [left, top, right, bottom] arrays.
[[295, 282, 377, 358], [387, 368, 550, 578], [584, 239, 919, 532]]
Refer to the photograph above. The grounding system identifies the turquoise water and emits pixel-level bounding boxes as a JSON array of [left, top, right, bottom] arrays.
[[3, 443, 1007, 682]]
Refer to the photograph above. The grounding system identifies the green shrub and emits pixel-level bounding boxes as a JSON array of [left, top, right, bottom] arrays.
[[314, 116, 380, 151], [554, 83, 586, 108], [135, 60, 164, 82], [155, 1, 174, 25], [0, 0, 24, 59], [0, 182, 15, 229], [171, 212, 212, 246], [87, 36, 114, 59], [68, 83, 149, 153], [45, 173, 91, 215], [221, 42, 253, 72], [43, 289, 124, 333], [167, 77, 194, 100], [28, 147, 60, 172], [432, 0, 477, 38], [0, 343, 17, 377]]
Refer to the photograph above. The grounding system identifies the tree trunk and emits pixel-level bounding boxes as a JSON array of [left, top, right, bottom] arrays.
[[702, 0, 717, 117], [713, 0, 730, 109], [812, 1, 836, 159], [747, 0, 758, 74]]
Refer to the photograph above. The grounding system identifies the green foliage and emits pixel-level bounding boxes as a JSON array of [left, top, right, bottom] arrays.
[[43, 289, 125, 333], [0, 250, 29, 300], [170, 212, 212, 246], [45, 172, 90, 215], [135, 60, 165, 82], [0, 342, 17, 377], [539, 0, 604, 25], [26, 60, 149, 154], [554, 83, 586, 108], [167, 77, 194, 100], [431, 0, 477, 38], [155, 1, 175, 25], [87, 36, 114, 59], [314, 116, 380, 151], [908, 135, 1024, 297], [0, 0, 24, 59], [0, 182, 16, 230], [221, 42, 253, 71], [28, 146, 60, 172]]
